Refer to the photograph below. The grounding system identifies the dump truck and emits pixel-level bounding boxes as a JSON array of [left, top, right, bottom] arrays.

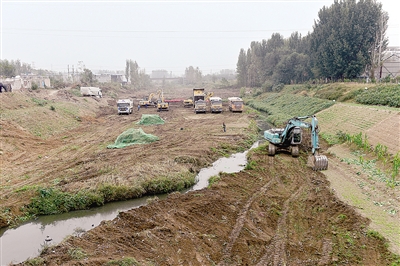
[[209, 96, 223, 113], [228, 97, 244, 112], [194, 99, 207, 114], [117, 99, 133, 115], [193, 88, 205, 104], [80, 87, 102, 98]]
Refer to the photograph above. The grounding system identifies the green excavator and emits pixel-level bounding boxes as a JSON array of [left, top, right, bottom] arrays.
[[263, 115, 328, 171]]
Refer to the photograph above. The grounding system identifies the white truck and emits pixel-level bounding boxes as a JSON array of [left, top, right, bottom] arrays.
[[117, 99, 133, 115], [80, 87, 102, 98]]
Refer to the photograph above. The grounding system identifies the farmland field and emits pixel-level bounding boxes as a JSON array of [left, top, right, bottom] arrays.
[[318, 103, 400, 155]]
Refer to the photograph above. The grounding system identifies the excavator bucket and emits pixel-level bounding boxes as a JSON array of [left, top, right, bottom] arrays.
[[310, 155, 328, 171]]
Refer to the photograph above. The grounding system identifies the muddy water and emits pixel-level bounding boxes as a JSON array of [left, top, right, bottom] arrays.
[[0, 142, 258, 265]]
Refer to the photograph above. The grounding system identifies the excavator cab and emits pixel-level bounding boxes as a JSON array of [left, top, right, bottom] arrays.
[[291, 127, 302, 145]]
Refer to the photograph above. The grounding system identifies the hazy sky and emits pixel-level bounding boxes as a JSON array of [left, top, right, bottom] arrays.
[[1, 0, 399, 76]]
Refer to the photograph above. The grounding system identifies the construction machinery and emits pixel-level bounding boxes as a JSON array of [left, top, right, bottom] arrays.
[[209, 96, 223, 113], [117, 99, 133, 115], [183, 98, 194, 107], [157, 90, 169, 111], [228, 97, 244, 112], [194, 99, 207, 114], [139, 91, 160, 107], [193, 88, 205, 104], [263, 115, 328, 171]]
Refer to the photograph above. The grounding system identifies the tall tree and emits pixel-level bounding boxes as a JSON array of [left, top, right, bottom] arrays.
[[236, 48, 247, 87], [125, 60, 130, 83], [369, 10, 389, 79], [185, 66, 202, 85], [80, 68, 94, 85], [0, 60, 16, 78], [129, 60, 139, 88], [310, 0, 387, 80], [273, 52, 311, 84]]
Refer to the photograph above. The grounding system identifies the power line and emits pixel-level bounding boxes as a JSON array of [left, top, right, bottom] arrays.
[[3, 28, 313, 33]]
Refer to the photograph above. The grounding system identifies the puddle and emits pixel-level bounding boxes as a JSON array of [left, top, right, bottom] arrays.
[[0, 141, 258, 265]]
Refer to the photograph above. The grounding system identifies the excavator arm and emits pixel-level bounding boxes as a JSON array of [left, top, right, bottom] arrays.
[[264, 115, 328, 171]]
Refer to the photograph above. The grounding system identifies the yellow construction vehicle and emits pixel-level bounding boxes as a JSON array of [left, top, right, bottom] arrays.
[[205, 92, 214, 101], [139, 92, 158, 107], [157, 90, 169, 111], [183, 98, 194, 107]]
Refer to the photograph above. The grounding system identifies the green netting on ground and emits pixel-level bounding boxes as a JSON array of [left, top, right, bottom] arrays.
[[107, 127, 159, 149], [136, 114, 165, 125]]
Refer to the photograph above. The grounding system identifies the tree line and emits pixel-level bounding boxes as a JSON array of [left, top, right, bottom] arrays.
[[236, 0, 389, 88]]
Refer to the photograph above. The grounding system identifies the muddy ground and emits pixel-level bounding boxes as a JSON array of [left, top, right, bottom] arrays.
[[0, 87, 253, 226], [1, 86, 399, 265]]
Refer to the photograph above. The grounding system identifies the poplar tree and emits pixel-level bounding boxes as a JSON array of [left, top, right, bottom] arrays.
[[236, 49, 247, 87], [310, 0, 387, 80]]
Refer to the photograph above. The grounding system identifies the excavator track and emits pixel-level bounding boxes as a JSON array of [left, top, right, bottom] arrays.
[[311, 155, 328, 171]]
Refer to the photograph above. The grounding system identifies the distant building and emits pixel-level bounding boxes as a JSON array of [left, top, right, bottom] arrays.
[[151, 70, 170, 79], [91, 73, 126, 84], [375, 46, 400, 79], [0, 75, 51, 90]]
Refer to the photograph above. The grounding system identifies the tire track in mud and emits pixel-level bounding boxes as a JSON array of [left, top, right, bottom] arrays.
[[255, 183, 305, 266], [217, 179, 275, 266]]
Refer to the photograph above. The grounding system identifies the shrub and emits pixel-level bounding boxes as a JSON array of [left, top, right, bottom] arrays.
[[28, 188, 104, 215], [355, 85, 400, 107], [31, 82, 39, 90]]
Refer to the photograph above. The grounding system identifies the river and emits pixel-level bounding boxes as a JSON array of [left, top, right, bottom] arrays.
[[0, 142, 258, 265]]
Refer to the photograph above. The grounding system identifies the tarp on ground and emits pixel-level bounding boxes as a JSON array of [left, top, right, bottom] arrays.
[[107, 127, 159, 149], [136, 114, 165, 125]]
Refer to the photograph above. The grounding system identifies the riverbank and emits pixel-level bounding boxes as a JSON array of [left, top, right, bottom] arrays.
[[0, 87, 257, 228], [21, 144, 399, 265]]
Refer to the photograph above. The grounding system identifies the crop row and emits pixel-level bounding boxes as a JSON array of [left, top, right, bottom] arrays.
[[245, 94, 334, 125], [355, 86, 400, 107]]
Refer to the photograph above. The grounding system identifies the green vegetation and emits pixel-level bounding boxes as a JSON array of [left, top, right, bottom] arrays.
[[245, 93, 334, 125], [23, 257, 45, 266], [237, 1, 388, 87], [366, 229, 385, 241], [28, 188, 104, 215], [141, 173, 196, 194], [107, 257, 140, 266], [356, 85, 400, 107], [338, 132, 400, 188], [27, 172, 196, 216], [68, 247, 87, 260], [31, 97, 48, 106], [208, 175, 221, 187], [244, 160, 257, 170]]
